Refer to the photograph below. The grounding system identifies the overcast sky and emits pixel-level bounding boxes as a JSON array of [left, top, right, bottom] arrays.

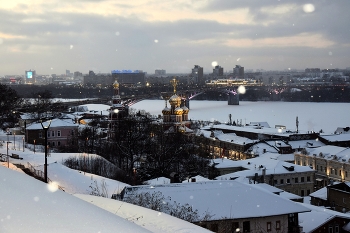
[[0, 0, 349, 76]]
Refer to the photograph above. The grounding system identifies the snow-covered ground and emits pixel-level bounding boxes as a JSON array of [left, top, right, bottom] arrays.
[[0, 132, 211, 232], [131, 100, 350, 134]]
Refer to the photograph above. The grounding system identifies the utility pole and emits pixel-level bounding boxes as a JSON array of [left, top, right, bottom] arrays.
[[41, 120, 52, 183]]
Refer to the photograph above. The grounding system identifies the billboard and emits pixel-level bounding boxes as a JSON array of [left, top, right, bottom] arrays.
[[26, 70, 35, 79]]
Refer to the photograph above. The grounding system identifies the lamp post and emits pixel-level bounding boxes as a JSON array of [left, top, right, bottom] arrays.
[[7, 141, 12, 168], [40, 120, 51, 183]]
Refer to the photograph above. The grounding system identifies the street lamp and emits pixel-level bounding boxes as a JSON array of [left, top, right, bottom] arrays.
[[40, 120, 52, 183], [7, 141, 12, 168]]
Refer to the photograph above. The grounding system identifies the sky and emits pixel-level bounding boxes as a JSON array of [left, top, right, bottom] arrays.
[[0, 0, 349, 76]]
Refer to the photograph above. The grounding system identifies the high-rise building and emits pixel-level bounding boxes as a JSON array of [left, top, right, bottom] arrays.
[[213, 65, 224, 76], [190, 65, 203, 84], [233, 65, 244, 79], [25, 70, 36, 84]]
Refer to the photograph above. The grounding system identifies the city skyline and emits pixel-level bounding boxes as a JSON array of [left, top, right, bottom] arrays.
[[0, 0, 349, 76]]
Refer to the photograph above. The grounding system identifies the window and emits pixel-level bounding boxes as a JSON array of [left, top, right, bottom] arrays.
[[339, 170, 342, 176], [301, 190, 305, 196], [52, 131, 55, 137], [243, 221, 250, 232], [267, 222, 271, 232], [321, 166, 323, 172], [39, 131, 43, 138], [287, 178, 290, 184], [316, 165, 319, 170], [58, 141, 61, 146], [307, 176, 310, 182], [274, 180, 278, 185], [346, 171, 348, 177], [280, 179, 284, 184], [47, 131, 50, 137], [303, 161, 306, 166], [276, 221, 281, 230], [335, 225, 339, 233], [301, 177, 305, 182], [295, 177, 298, 183], [329, 226, 333, 233], [335, 169, 337, 175], [57, 130, 61, 137]]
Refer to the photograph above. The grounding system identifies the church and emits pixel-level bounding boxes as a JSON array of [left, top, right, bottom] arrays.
[[161, 78, 192, 133]]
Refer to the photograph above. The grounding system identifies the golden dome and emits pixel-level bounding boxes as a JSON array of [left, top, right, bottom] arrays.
[[174, 107, 183, 115], [113, 80, 119, 88], [169, 94, 181, 107], [182, 106, 189, 114], [162, 106, 171, 115]]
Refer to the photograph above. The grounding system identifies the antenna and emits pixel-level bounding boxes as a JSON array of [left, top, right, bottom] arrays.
[[296, 116, 299, 133]]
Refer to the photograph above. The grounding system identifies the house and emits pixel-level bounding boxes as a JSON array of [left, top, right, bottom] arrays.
[[294, 145, 350, 188], [120, 180, 310, 233], [215, 157, 316, 197], [299, 203, 350, 233], [26, 118, 78, 148]]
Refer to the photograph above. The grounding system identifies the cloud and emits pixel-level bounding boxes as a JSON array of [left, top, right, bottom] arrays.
[[0, 0, 349, 75]]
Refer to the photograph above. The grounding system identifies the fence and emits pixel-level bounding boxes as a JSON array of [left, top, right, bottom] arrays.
[[26, 162, 65, 191]]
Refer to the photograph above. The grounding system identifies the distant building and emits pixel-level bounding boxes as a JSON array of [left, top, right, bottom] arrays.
[[74, 71, 83, 78], [25, 70, 36, 84], [233, 65, 244, 79], [155, 69, 166, 75], [212, 65, 223, 77], [295, 145, 350, 189], [111, 70, 146, 86], [190, 65, 203, 84], [83, 70, 113, 87]]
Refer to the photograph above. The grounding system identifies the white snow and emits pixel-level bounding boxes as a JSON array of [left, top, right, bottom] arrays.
[[131, 100, 350, 134], [0, 133, 210, 232]]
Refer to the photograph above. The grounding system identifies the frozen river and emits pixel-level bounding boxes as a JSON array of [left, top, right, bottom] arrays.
[[131, 100, 350, 134]]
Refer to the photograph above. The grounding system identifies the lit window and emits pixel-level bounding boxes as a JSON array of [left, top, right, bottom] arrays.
[[267, 222, 271, 232]]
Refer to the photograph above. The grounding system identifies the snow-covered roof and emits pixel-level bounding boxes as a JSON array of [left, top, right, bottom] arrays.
[[201, 124, 293, 138], [299, 203, 350, 233], [287, 139, 325, 149], [320, 133, 350, 142], [75, 194, 212, 233], [26, 118, 78, 130], [305, 145, 350, 162], [144, 177, 170, 185], [198, 130, 255, 145], [182, 175, 210, 183], [309, 182, 343, 201], [248, 183, 302, 200], [215, 157, 314, 180], [122, 180, 310, 221]]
